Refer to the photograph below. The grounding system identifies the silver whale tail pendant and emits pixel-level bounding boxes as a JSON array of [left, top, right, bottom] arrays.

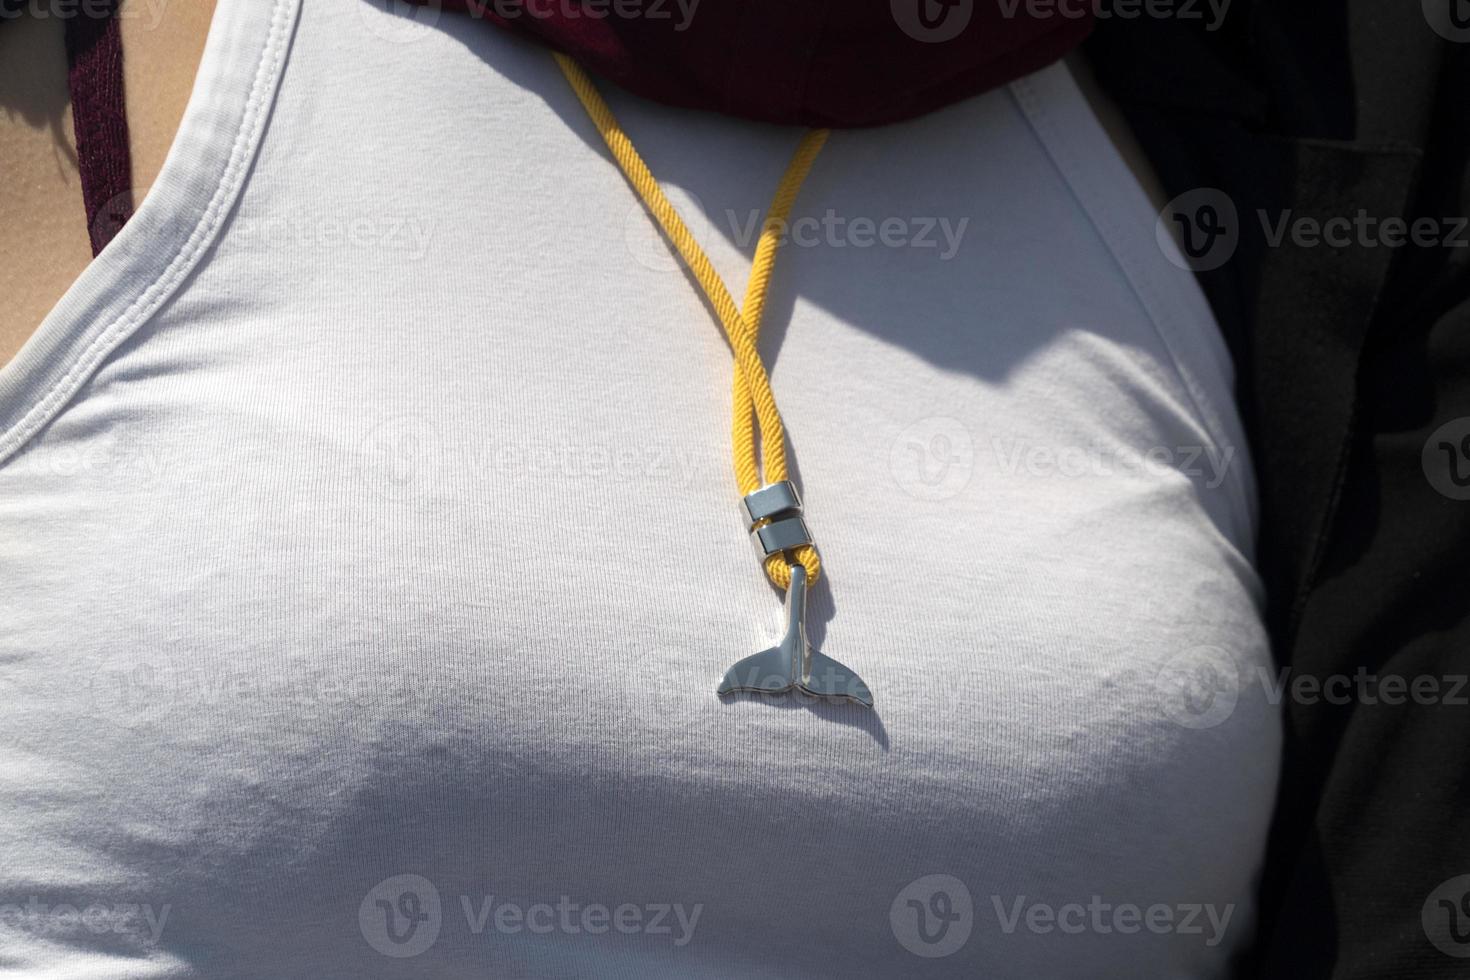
[[716, 563, 874, 707]]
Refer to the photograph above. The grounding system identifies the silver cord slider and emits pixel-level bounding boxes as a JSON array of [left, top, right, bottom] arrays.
[[741, 480, 814, 562]]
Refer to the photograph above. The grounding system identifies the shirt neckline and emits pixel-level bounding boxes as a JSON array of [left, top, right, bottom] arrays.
[[0, 0, 301, 468]]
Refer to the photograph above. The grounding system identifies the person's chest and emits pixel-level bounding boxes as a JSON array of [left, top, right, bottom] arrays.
[[0, 2, 1276, 975], [0, 310, 1272, 976]]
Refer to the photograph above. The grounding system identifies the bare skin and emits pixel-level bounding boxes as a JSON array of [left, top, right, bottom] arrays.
[[0, 15, 1165, 369], [0, 0, 215, 366]]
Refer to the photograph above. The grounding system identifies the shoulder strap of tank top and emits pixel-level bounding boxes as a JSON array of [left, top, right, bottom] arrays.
[[64, 0, 133, 257]]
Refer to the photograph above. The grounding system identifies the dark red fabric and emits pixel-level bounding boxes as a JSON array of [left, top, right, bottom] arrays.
[[436, 0, 1094, 128], [65, 0, 133, 257]]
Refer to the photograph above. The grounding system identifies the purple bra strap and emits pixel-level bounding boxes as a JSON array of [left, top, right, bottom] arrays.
[[64, 1, 133, 257]]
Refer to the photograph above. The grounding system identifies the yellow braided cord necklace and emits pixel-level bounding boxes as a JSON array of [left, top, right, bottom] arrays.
[[555, 54, 873, 707]]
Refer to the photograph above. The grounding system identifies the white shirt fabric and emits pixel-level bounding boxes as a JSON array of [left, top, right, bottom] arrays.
[[0, 0, 1280, 976]]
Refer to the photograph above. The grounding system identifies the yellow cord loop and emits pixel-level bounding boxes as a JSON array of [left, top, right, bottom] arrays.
[[555, 53, 827, 590]]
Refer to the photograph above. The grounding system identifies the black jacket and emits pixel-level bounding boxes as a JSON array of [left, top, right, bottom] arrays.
[[1089, 4, 1470, 976]]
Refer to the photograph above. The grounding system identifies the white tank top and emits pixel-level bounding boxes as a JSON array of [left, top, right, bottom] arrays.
[[0, 0, 1279, 975]]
